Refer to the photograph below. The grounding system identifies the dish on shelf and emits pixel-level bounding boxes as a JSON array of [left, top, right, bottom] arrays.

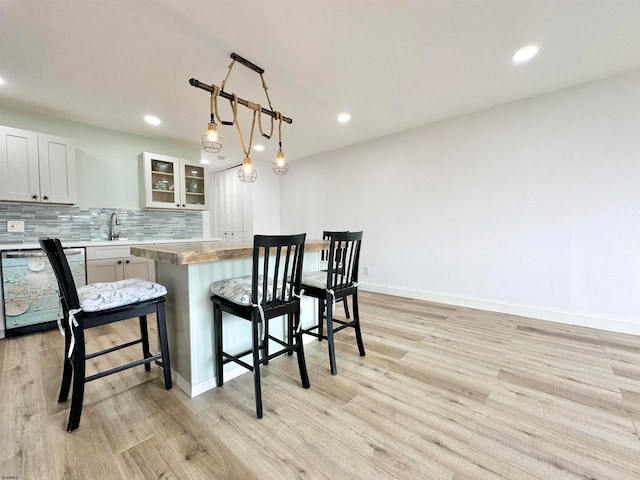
[[155, 162, 170, 172]]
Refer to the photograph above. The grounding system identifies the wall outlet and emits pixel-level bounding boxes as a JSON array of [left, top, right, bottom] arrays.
[[364, 266, 370, 275], [7, 220, 25, 233]]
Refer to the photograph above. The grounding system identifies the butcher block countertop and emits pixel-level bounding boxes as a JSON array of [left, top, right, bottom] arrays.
[[130, 239, 328, 265]]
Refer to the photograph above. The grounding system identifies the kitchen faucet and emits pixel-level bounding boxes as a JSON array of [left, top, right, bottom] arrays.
[[109, 211, 121, 241]]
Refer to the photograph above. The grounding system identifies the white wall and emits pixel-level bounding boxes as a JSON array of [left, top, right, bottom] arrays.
[[250, 166, 282, 235], [280, 71, 640, 335], [0, 106, 199, 209]]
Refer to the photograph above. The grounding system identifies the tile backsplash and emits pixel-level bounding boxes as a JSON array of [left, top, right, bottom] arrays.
[[0, 204, 203, 244]]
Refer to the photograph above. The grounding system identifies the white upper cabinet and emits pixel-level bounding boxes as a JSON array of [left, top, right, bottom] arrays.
[[0, 126, 77, 204], [139, 152, 208, 210]]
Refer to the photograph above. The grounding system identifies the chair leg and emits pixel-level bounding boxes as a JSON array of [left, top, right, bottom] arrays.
[[317, 298, 325, 342], [139, 315, 151, 372], [294, 312, 310, 389], [58, 327, 73, 403], [343, 297, 351, 319], [213, 303, 224, 387], [287, 313, 294, 356], [252, 313, 263, 418], [262, 315, 269, 365], [156, 304, 173, 390], [325, 294, 337, 375], [67, 325, 86, 432], [352, 291, 365, 357]]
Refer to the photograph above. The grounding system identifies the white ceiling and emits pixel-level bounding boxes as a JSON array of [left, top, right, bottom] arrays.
[[1, 0, 640, 169]]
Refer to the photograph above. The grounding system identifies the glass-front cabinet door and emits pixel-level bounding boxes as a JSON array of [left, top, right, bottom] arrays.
[[181, 160, 207, 209], [139, 152, 208, 210]]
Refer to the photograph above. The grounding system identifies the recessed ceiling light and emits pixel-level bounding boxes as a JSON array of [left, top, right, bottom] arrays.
[[200, 158, 210, 165], [337, 113, 351, 123], [512, 45, 539, 64], [0, 76, 5, 85], [253, 144, 264, 151], [144, 115, 161, 125]]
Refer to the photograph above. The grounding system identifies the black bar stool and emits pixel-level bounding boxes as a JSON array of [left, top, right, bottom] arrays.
[[39, 238, 172, 432], [210, 233, 309, 418], [321, 230, 351, 319], [301, 231, 365, 375]]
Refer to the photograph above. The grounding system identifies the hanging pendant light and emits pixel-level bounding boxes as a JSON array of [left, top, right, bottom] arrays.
[[238, 156, 257, 183], [272, 112, 289, 175], [202, 88, 223, 153], [272, 144, 288, 175], [190, 53, 294, 182], [202, 113, 222, 153]]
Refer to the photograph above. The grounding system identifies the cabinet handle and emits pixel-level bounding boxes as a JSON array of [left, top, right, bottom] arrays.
[[125, 259, 130, 264], [31, 194, 38, 200], [43, 195, 49, 201], [117, 260, 123, 264]]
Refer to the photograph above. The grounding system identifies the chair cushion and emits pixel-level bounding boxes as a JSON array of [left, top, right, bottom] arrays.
[[77, 278, 167, 312], [210, 275, 285, 306], [301, 271, 327, 289]]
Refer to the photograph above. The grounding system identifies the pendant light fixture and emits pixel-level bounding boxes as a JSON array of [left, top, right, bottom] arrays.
[[202, 85, 228, 153], [272, 112, 289, 175], [234, 94, 258, 183], [189, 52, 293, 181]]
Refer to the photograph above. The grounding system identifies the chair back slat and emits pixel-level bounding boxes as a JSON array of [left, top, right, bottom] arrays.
[[252, 234, 306, 310], [321, 230, 347, 263], [39, 237, 81, 311], [327, 231, 363, 291]]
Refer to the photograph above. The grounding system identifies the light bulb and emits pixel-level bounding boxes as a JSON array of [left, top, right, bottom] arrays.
[[243, 156, 253, 172], [276, 150, 285, 167], [206, 122, 218, 141]]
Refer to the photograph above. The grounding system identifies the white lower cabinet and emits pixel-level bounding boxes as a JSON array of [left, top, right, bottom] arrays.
[[86, 246, 156, 284]]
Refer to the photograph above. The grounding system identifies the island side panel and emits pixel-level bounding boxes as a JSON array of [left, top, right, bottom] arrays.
[[188, 257, 254, 393], [156, 261, 192, 391]]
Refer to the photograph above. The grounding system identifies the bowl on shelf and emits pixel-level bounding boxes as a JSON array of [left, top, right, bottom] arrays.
[[155, 162, 170, 172]]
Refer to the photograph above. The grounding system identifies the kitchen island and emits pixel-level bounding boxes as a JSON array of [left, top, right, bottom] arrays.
[[131, 239, 326, 397]]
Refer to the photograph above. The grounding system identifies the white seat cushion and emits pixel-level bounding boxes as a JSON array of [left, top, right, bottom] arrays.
[[77, 278, 167, 312], [301, 271, 327, 289], [210, 275, 286, 306]]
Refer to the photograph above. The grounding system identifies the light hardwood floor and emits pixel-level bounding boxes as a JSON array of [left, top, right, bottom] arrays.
[[1, 291, 639, 479]]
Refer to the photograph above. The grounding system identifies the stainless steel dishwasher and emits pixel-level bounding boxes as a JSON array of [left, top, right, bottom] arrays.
[[1, 247, 86, 336]]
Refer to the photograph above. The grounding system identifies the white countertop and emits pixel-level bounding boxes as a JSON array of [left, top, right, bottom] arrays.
[[0, 238, 222, 251]]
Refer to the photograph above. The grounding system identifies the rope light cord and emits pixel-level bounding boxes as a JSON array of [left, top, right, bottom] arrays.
[[211, 84, 237, 125], [232, 93, 257, 157], [257, 102, 274, 139], [220, 59, 236, 91], [257, 73, 275, 139], [220, 57, 274, 139]]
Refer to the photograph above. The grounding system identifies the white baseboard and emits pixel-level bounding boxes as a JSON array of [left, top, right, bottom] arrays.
[[173, 337, 317, 398], [360, 282, 640, 336]]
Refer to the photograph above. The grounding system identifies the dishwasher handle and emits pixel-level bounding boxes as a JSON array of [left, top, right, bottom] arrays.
[[2, 249, 85, 258]]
